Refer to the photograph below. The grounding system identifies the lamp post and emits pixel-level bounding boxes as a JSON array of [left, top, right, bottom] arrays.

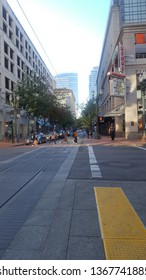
[[138, 72, 146, 139], [92, 90, 101, 139], [9, 93, 20, 143]]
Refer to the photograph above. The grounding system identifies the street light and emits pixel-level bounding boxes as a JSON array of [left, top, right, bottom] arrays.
[[138, 72, 146, 139], [9, 93, 20, 143], [92, 90, 101, 139]]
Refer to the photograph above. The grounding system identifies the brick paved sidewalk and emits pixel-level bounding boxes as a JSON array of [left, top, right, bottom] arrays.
[[0, 136, 145, 148], [0, 139, 25, 148], [81, 135, 146, 147]]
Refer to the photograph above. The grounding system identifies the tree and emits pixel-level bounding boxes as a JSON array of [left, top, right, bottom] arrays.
[[14, 73, 76, 129], [80, 99, 96, 129]]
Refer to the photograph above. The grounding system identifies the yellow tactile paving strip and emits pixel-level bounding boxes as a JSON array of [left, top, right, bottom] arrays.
[[94, 187, 146, 260]]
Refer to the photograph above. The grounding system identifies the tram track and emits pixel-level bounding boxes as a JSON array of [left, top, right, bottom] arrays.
[[0, 148, 62, 211]]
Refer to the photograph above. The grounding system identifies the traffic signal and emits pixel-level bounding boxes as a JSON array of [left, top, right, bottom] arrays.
[[6, 121, 13, 127], [99, 116, 104, 123]]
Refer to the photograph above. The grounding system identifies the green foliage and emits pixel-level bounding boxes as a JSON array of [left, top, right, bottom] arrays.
[[79, 99, 96, 129], [14, 73, 75, 127]]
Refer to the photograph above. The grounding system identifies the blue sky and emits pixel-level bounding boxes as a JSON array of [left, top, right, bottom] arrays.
[[7, 0, 111, 103]]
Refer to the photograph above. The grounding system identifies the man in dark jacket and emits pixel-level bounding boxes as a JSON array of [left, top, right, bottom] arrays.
[[109, 124, 115, 140]]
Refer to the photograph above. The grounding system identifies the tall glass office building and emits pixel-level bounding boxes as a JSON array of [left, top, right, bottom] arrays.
[[89, 67, 98, 100], [112, 0, 146, 24], [54, 73, 78, 103]]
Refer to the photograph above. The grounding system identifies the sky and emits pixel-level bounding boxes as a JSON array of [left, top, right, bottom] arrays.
[[7, 0, 111, 104]]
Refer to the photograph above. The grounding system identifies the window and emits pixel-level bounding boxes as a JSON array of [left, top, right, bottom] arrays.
[[20, 45, 23, 54], [5, 77, 9, 89], [9, 30, 13, 40], [9, 16, 12, 28], [5, 92, 9, 103], [3, 22, 7, 33], [11, 81, 14, 91], [10, 48, 14, 60], [136, 53, 146, 58], [4, 42, 9, 55], [25, 52, 28, 60], [4, 57, 9, 69], [20, 32, 23, 42], [25, 40, 28, 49], [16, 26, 19, 37], [17, 69, 21, 79], [121, 0, 146, 24], [29, 45, 31, 53], [2, 7, 7, 21], [10, 62, 14, 73], [16, 39, 19, 49], [17, 56, 20, 66], [27, 66, 29, 75], [21, 61, 24, 70]]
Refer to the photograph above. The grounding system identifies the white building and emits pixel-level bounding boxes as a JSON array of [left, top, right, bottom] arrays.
[[0, 0, 54, 140], [54, 73, 78, 104], [54, 88, 76, 117], [89, 66, 98, 100]]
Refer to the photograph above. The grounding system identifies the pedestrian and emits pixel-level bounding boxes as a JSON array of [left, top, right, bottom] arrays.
[[109, 124, 115, 140], [86, 128, 89, 138], [73, 130, 78, 143], [31, 129, 35, 145], [50, 131, 57, 144], [62, 130, 69, 143]]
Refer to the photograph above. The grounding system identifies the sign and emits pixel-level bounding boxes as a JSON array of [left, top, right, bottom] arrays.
[[119, 42, 125, 73], [135, 33, 146, 44], [110, 77, 125, 97]]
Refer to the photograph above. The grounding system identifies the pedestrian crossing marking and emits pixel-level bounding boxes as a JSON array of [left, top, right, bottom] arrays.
[[88, 146, 102, 178]]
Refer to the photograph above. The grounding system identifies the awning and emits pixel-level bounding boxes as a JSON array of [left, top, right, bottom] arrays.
[[104, 104, 125, 117]]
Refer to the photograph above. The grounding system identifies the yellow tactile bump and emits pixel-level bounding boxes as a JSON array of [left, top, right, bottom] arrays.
[[104, 239, 146, 260], [94, 187, 146, 259], [94, 187, 130, 206], [97, 204, 146, 239]]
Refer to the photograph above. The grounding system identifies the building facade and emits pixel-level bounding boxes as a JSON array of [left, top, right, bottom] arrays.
[[0, 0, 54, 140], [97, 0, 146, 139], [54, 88, 76, 117], [54, 73, 78, 104], [89, 66, 98, 100]]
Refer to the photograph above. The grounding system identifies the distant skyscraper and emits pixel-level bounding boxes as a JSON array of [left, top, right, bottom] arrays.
[[54, 73, 78, 103], [89, 67, 98, 100]]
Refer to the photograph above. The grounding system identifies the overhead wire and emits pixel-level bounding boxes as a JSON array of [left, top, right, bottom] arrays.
[[16, 0, 64, 86]]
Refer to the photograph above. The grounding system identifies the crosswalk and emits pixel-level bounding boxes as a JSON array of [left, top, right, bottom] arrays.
[[88, 146, 102, 178]]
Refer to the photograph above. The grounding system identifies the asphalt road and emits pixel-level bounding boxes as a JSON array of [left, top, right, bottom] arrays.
[[0, 141, 146, 259]]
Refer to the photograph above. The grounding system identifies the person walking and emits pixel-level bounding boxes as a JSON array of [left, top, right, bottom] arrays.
[[109, 124, 115, 140], [62, 130, 69, 143], [49, 131, 56, 144], [73, 130, 78, 143], [86, 128, 89, 138]]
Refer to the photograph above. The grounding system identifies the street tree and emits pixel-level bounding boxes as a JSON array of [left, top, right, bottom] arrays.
[[14, 74, 75, 129], [80, 99, 96, 129]]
